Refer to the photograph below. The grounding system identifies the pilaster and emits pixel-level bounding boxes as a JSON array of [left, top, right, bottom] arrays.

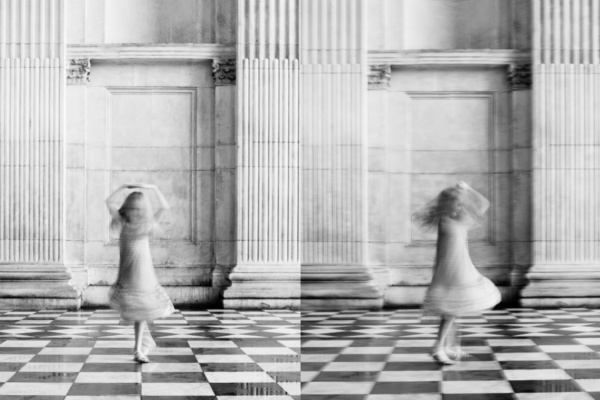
[[0, 0, 80, 309], [300, 0, 383, 310], [223, 0, 301, 309], [522, 0, 600, 307], [508, 63, 533, 302]]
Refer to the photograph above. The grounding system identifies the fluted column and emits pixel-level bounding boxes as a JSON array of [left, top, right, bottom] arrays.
[[0, 0, 79, 309], [300, 0, 382, 309], [223, 0, 301, 308], [523, 0, 600, 306]]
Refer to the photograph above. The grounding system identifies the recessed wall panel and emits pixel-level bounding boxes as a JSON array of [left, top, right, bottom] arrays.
[[108, 89, 195, 243], [409, 94, 492, 243]]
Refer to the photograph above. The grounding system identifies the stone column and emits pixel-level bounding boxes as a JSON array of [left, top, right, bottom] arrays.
[[223, 0, 301, 309], [367, 64, 392, 296], [212, 58, 238, 299], [508, 64, 533, 301], [522, 0, 600, 306], [0, 0, 80, 308], [300, 0, 383, 309], [65, 58, 91, 293]]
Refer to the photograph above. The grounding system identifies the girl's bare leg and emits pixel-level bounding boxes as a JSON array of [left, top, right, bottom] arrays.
[[446, 321, 471, 359], [134, 321, 145, 352], [133, 321, 149, 362], [446, 320, 458, 351], [433, 316, 455, 354]]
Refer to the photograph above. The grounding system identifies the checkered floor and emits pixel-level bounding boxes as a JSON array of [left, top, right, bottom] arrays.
[[301, 308, 600, 400], [0, 308, 300, 399]]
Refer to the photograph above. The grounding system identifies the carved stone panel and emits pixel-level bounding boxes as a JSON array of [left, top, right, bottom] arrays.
[[212, 58, 236, 86], [508, 64, 532, 90], [368, 64, 392, 90], [67, 59, 91, 85]]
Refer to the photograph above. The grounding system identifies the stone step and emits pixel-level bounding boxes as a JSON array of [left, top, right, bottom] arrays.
[[384, 285, 516, 307], [0, 297, 81, 310], [300, 265, 383, 310], [0, 273, 72, 281], [0, 286, 79, 299], [223, 263, 300, 309], [0, 264, 81, 309], [521, 297, 600, 308], [83, 285, 221, 308], [301, 298, 384, 310], [87, 265, 214, 286]]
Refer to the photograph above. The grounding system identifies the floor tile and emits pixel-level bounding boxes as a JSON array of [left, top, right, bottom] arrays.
[[441, 380, 514, 394], [0, 382, 73, 395], [0, 308, 300, 398], [503, 369, 572, 380], [509, 379, 583, 393], [372, 381, 439, 394], [301, 381, 374, 395], [300, 307, 600, 399], [141, 382, 214, 396]]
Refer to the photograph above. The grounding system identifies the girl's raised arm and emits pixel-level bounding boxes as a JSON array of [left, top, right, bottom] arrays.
[[106, 184, 131, 219], [136, 184, 170, 220], [457, 181, 490, 216]]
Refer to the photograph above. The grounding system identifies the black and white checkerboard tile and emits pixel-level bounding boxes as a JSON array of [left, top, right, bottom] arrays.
[[301, 308, 600, 339], [301, 308, 600, 399], [0, 309, 299, 340], [0, 309, 300, 399]]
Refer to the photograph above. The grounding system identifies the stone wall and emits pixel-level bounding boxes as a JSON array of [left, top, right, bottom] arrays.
[[368, 0, 531, 51], [1, 0, 539, 310], [64, 0, 237, 307], [366, 0, 533, 307]]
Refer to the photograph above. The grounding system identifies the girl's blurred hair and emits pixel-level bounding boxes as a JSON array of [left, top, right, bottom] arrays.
[[413, 185, 486, 229], [110, 191, 156, 236]]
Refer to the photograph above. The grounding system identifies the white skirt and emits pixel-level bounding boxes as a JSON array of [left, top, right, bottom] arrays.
[[422, 274, 501, 316], [109, 283, 175, 322]]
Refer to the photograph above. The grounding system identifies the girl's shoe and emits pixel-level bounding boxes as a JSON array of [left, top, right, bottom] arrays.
[[432, 351, 456, 365], [134, 351, 150, 363], [446, 348, 472, 361]]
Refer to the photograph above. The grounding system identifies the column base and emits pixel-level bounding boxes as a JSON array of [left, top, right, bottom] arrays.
[[301, 265, 384, 310], [223, 264, 301, 309], [520, 264, 600, 307], [0, 264, 81, 310]]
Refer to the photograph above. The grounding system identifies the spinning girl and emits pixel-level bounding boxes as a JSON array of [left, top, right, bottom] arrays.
[[415, 181, 501, 365], [106, 183, 175, 363]]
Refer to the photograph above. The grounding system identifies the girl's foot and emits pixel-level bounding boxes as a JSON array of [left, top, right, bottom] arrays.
[[134, 351, 150, 363], [432, 350, 456, 365], [446, 348, 472, 360]]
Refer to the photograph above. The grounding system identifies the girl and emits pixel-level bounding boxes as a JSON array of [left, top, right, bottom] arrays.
[[106, 183, 175, 363], [415, 181, 501, 365]]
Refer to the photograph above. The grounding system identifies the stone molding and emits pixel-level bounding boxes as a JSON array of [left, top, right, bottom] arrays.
[[212, 58, 236, 86], [67, 44, 235, 61], [369, 50, 532, 66], [67, 58, 90, 84], [508, 64, 532, 90], [368, 64, 391, 90]]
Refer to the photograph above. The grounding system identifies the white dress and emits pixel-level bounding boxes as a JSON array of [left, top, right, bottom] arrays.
[[109, 221, 175, 321], [422, 216, 501, 316]]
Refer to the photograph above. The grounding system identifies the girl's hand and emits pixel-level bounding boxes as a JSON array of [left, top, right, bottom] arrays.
[[125, 183, 154, 189], [138, 183, 157, 190]]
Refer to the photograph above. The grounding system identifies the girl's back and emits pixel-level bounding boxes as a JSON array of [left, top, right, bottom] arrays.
[[431, 217, 479, 288], [118, 222, 156, 292]]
